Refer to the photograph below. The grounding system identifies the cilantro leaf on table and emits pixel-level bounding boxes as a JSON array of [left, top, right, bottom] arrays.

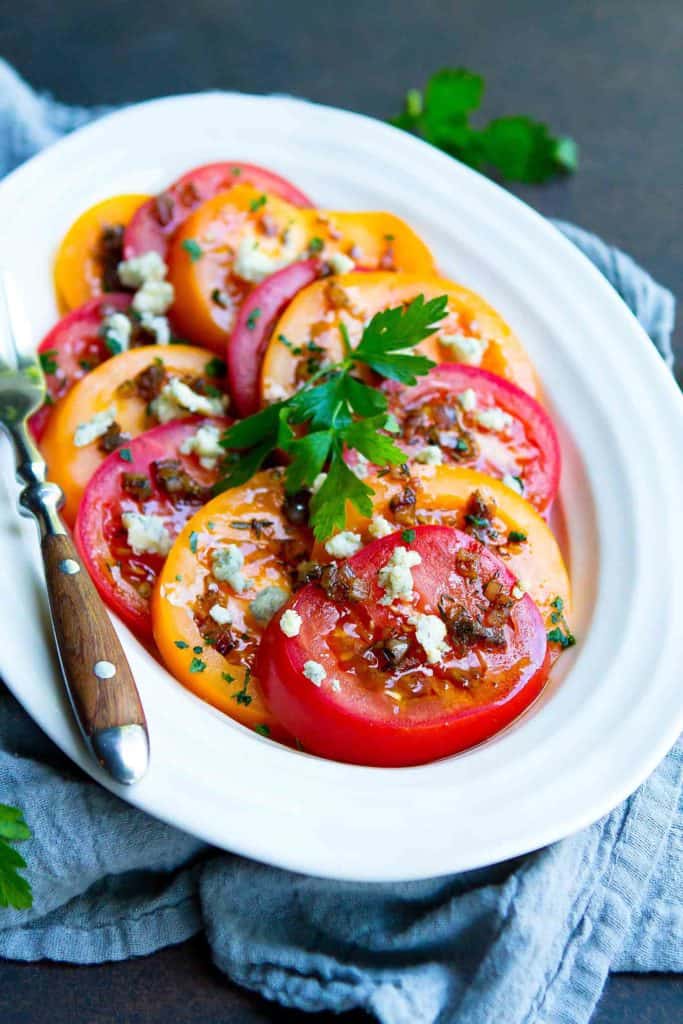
[[218, 294, 447, 539], [0, 803, 33, 910], [392, 67, 578, 184]]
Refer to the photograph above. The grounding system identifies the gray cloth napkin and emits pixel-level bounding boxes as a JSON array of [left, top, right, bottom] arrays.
[[0, 58, 680, 1024]]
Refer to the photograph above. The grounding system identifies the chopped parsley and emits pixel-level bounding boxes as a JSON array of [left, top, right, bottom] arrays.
[[205, 356, 226, 378], [246, 308, 262, 330], [547, 627, 576, 649], [118, 447, 133, 462], [174, 640, 189, 649], [189, 657, 206, 673], [508, 530, 527, 544], [222, 672, 235, 684], [402, 528, 416, 543], [231, 166, 242, 176], [192, 645, 203, 655], [211, 288, 228, 308], [254, 724, 271, 737], [308, 236, 324, 253], [233, 669, 253, 706], [249, 194, 267, 212], [38, 350, 58, 375], [391, 68, 578, 184], [181, 239, 203, 262], [189, 531, 199, 554]]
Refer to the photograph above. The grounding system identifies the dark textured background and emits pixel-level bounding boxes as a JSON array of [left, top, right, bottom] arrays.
[[1, 1, 681, 1021]]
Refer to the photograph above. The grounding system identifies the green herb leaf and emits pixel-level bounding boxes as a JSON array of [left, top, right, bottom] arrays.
[[402, 528, 416, 543], [342, 376, 388, 417], [392, 67, 577, 185], [285, 430, 334, 493], [205, 357, 226, 378], [547, 627, 576, 649], [174, 640, 189, 649], [310, 448, 374, 541], [341, 416, 405, 466], [189, 657, 206, 673], [249, 194, 267, 212], [118, 448, 133, 462], [181, 239, 203, 262], [0, 804, 32, 910], [508, 530, 527, 544], [38, 350, 58, 375], [308, 236, 324, 253], [189, 531, 199, 554], [246, 308, 262, 330], [254, 724, 271, 737]]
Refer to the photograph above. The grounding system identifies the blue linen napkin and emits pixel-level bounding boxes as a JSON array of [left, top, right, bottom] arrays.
[[0, 58, 680, 1024]]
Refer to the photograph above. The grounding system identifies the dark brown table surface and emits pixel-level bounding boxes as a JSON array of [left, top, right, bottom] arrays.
[[1, 1, 681, 1021]]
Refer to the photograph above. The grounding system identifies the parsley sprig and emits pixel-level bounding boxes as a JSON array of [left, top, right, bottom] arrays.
[[392, 68, 578, 184], [0, 803, 32, 910], [218, 294, 448, 539]]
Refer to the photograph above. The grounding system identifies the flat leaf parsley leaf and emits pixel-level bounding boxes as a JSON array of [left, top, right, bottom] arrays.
[[391, 68, 578, 184], [217, 294, 447, 539], [0, 803, 33, 910]]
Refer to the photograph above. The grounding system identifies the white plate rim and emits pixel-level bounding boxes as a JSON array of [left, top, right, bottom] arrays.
[[0, 90, 681, 882]]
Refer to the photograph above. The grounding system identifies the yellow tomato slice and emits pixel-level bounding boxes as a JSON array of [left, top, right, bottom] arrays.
[[152, 469, 311, 735], [54, 194, 149, 311], [39, 344, 223, 524], [335, 465, 571, 633], [166, 184, 436, 353], [261, 272, 539, 404]]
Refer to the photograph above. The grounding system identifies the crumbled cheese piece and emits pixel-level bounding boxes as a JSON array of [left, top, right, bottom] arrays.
[[132, 279, 175, 315], [351, 453, 370, 479], [101, 312, 132, 352], [211, 545, 248, 593], [324, 531, 363, 558], [511, 583, 525, 600], [209, 604, 233, 625], [327, 252, 355, 275], [234, 237, 296, 284], [503, 473, 524, 495], [330, 678, 341, 693], [249, 586, 289, 623], [311, 472, 327, 495], [150, 378, 227, 423], [412, 613, 450, 665], [377, 545, 422, 605], [139, 312, 171, 345], [117, 251, 167, 288], [475, 406, 513, 433], [439, 333, 488, 365], [121, 512, 172, 556], [262, 380, 289, 403], [457, 387, 478, 412], [303, 660, 326, 686], [368, 514, 395, 539], [179, 423, 224, 469], [279, 608, 302, 637], [414, 445, 443, 466], [73, 405, 116, 447]]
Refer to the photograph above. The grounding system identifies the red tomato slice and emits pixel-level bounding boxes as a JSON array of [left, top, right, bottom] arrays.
[[31, 294, 132, 441], [75, 417, 231, 638], [123, 162, 314, 259], [258, 525, 550, 766], [384, 364, 561, 514], [228, 258, 321, 416]]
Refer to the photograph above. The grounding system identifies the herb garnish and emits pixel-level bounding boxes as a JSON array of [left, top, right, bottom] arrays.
[[402, 528, 416, 543], [205, 357, 226, 378], [233, 669, 253, 706], [217, 294, 447, 539], [255, 724, 271, 737], [118, 447, 133, 462], [189, 531, 199, 553], [189, 656, 206, 673], [38, 350, 58, 375], [174, 640, 189, 649], [181, 239, 203, 262], [0, 803, 32, 909], [547, 596, 576, 648], [392, 68, 578, 184], [249, 194, 268, 213], [508, 530, 527, 544], [246, 308, 262, 330], [308, 236, 325, 254]]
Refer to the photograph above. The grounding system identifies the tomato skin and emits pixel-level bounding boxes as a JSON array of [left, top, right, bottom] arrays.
[[54, 194, 149, 310], [258, 526, 550, 767], [385, 364, 561, 514], [75, 417, 230, 638], [30, 294, 132, 441], [123, 161, 313, 259], [228, 258, 321, 416]]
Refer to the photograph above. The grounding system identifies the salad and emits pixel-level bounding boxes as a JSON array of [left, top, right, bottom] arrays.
[[36, 159, 574, 767]]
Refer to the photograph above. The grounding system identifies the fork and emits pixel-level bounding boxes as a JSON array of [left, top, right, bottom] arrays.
[[0, 271, 149, 785]]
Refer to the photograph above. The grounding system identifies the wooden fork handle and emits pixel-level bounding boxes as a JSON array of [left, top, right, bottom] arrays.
[[41, 531, 150, 784]]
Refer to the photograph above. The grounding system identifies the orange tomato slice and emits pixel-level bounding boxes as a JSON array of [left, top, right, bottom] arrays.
[[166, 183, 436, 353], [39, 344, 225, 524], [333, 465, 571, 635], [261, 272, 539, 404], [54, 194, 150, 311], [151, 469, 311, 735]]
